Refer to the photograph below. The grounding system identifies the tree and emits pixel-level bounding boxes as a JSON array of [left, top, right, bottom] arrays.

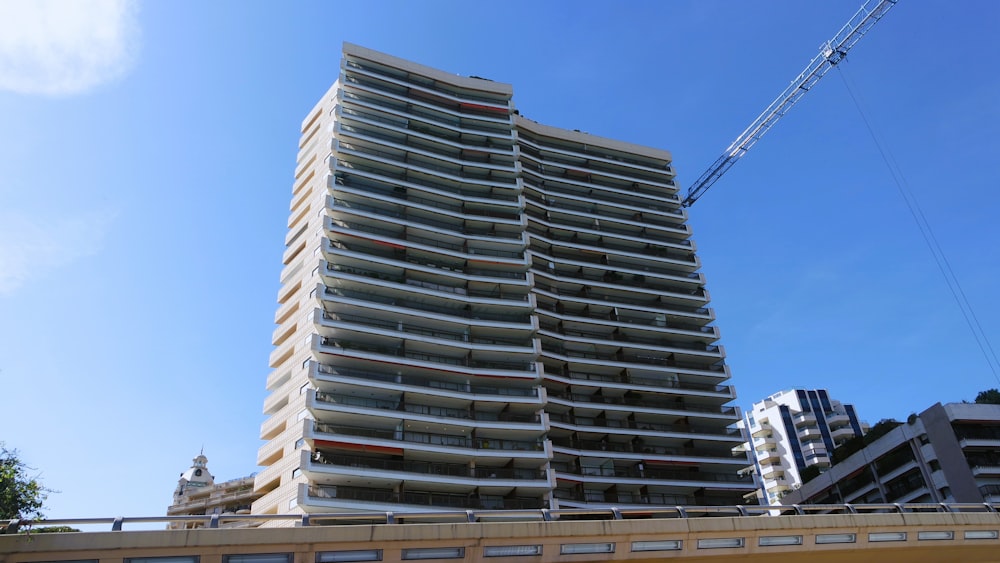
[[0, 443, 49, 521], [975, 389, 1000, 405]]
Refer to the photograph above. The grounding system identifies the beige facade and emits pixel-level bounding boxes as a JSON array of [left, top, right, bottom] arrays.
[[254, 43, 751, 517], [3, 509, 1000, 562]]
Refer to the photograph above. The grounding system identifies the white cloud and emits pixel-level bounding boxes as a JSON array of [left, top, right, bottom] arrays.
[[0, 209, 116, 295], [0, 0, 139, 96]]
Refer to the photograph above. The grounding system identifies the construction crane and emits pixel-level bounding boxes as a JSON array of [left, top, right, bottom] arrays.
[[682, 0, 899, 207]]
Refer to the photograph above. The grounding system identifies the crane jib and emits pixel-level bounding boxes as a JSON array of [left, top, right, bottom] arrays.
[[682, 0, 899, 208]]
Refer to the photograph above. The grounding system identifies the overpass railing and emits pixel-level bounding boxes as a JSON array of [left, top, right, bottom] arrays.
[[4, 502, 999, 533]]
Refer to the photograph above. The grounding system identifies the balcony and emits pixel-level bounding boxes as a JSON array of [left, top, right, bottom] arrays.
[[546, 391, 736, 418], [318, 334, 533, 368], [303, 450, 549, 494], [340, 81, 513, 130], [321, 286, 532, 327], [792, 412, 817, 427], [311, 362, 543, 401], [545, 369, 734, 399], [310, 421, 547, 456], [305, 484, 544, 511], [549, 436, 737, 461], [538, 328, 720, 361], [547, 411, 739, 440], [311, 391, 543, 432], [315, 309, 536, 355], [331, 156, 518, 203], [534, 300, 714, 336], [331, 174, 522, 225], [552, 465, 750, 486]]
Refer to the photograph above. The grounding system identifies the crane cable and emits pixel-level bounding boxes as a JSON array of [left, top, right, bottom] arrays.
[[835, 64, 1000, 385]]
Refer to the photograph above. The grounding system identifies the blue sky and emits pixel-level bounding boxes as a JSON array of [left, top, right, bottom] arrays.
[[0, 0, 998, 520]]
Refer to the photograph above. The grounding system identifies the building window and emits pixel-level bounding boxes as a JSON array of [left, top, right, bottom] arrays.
[[400, 547, 464, 560], [631, 540, 682, 552], [928, 459, 941, 471], [316, 550, 382, 562], [560, 543, 614, 554], [815, 533, 856, 544], [224, 556, 292, 563], [127, 558, 200, 563], [697, 538, 744, 549], [483, 545, 542, 557]]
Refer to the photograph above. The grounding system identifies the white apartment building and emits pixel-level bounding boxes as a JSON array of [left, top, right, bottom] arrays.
[[253, 43, 752, 516], [737, 389, 866, 504]]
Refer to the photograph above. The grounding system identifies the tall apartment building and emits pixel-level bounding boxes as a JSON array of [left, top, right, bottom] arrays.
[[253, 43, 752, 516], [736, 389, 865, 504], [783, 402, 1000, 506]]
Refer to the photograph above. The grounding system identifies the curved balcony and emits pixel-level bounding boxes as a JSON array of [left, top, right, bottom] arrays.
[[522, 174, 680, 219], [322, 286, 532, 326], [518, 135, 673, 182], [328, 218, 525, 263], [524, 192, 685, 236], [311, 363, 542, 400], [549, 436, 738, 459], [323, 263, 529, 304], [552, 465, 750, 485], [331, 158, 519, 202], [332, 174, 522, 224], [547, 412, 739, 438], [311, 422, 546, 454], [544, 369, 733, 398], [541, 343, 726, 377], [538, 325, 719, 357], [304, 450, 548, 486], [306, 484, 544, 511], [519, 153, 677, 197], [313, 391, 542, 427], [317, 310, 536, 355], [328, 195, 523, 246], [526, 219, 691, 256], [316, 336, 536, 374], [344, 59, 510, 110], [342, 90, 515, 149], [534, 300, 714, 336]]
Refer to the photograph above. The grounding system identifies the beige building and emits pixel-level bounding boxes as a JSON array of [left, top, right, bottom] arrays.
[[254, 43, 751, 517], [4, 507, 1000, 563], [166, 453, 261, 529]]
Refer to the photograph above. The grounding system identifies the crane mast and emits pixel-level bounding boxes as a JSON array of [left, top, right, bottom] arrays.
[[682, 0, 898, 207]]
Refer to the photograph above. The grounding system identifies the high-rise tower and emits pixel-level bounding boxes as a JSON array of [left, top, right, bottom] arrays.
[[253, 43, 752, 517]]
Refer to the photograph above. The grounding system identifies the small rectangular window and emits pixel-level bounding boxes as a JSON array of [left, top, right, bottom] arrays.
[[815, 533, 856, 544], [917, 531, 954, 541], [758, 535, 803, 546], [697, 538, 744, 549], [631, 540, 682, 552], [964, 530, 999, 540], [483, 545, 541, 557], [400, 547, 464, 560], [224, 557, 291, 563], [317, 550, 382, 562], [560, 543, 614, 554], [127, 558, 199, 563]]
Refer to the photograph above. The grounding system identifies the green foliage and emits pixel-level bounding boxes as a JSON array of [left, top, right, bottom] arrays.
[[800, 464, 821, 484], [0, 443, 49, 521], [21, 525, 79, 533], [831, 419, 901, 465], [975, 389, 1000, 405]]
